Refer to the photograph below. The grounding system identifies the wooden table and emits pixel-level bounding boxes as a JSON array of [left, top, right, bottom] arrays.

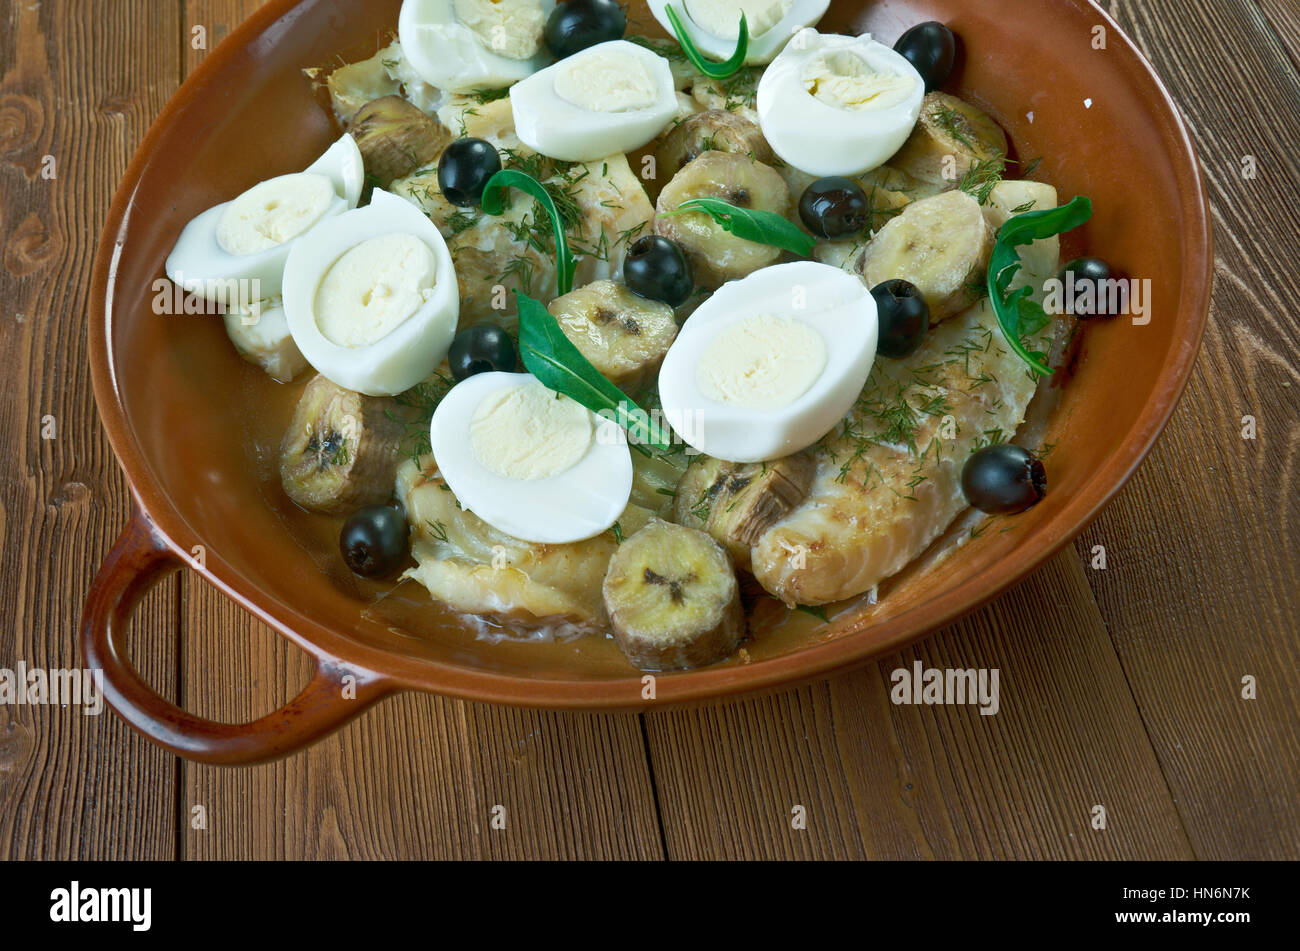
[[1, 0, 1296, 860]]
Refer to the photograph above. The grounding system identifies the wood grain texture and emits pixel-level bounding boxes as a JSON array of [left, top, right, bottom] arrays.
[[1076, 0, 1300, 860], [1258, 0, 1300, 73], [645, 552, 1192, 859], [1, 0, 1296, 861], [0, 0, 181, 859], [176, 0, 662, 861]]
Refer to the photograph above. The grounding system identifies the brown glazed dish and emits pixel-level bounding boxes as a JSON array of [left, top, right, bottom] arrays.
[[83, 0, 1212, 763]]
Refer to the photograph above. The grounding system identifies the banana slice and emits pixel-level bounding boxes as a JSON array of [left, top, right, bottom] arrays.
[[889, 92, 1009, 187], [674, 452, 816, 565], [547, 280, 678, 394], [279, 374, 410, 514], [223, 298, 309, 383], [602, 517, 745, 670], [653, 150, 792, 289], [654, 110, 773, 183], [853, 189, 993, 323], [350, 95, 451, 187]]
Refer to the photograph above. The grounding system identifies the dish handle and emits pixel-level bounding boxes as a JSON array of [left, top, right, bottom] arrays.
[[81, 506, 393, 765]]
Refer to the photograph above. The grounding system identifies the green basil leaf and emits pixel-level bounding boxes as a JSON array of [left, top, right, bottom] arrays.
[[516, 292, 673, 451], [665, 196, 816, 257], [987, 196, 1093, 377], [665, 4, 749, 79], [480, 169, 576, 297]]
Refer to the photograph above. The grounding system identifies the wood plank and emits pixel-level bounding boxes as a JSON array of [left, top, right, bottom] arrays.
[[646, 552, 1191, 859], [1257, 0, 1300, 75], [176, 0, 663, 860], [1074, 0, 1300, 860], [0, 0, 181, 859]]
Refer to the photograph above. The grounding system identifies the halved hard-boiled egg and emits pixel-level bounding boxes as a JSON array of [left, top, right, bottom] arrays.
[[430, 372, 634, 543], [646, 0, 829, 65], [165, 134, 364, 302], [282, 189, 459, 397], [756, 29, 924, 176], [658, 261, 877, 463], [398, 0, 556, 93], [509, 40, 678, 162]]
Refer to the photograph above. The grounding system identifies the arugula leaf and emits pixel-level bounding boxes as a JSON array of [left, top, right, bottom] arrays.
[[988, 196, 1093, 376], [664, 196, 816, 256], [665, 4, 749, 79], [480, 169, 576, 297], [516, 292, 672, 451]]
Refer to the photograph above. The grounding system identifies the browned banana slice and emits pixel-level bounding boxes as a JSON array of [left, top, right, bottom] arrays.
[[654, 110, 774, 180], [654, 150, 792, 289], [279, 374, 409, 514], [853, 190, 994, 323], [889, 92, 1009, 186], [351, 95, 451, 187], [674, 453, 816, 564], [602, 518, 744, 671], [547, 280, 678, 393]]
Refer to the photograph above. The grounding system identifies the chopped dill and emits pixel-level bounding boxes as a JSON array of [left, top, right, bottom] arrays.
[[957, 155, 1005, 205], [964, 276, 990, 301], [1015, 156, 1044, 178], [930, 104, 977, 150], [718, 66, 761, 110], [497, 255, 539, 297], [425, 519, 449, 543], [689, 490, 712, 523], [469, 86, 511, 104], [447, 209, 479, 234], [627, 35, 688, 62], [455, 107, 477, 137], [392, 371, 457, 464]]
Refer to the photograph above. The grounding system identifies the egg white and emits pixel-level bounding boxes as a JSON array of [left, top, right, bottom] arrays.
[[164, 134, 365, 302], [282, 189, 459, 397], [756, 29, 925, 177], [658, 261, 878, 463], [646, 0, 829, 65], [398, 0, 556, 93], [509, 40, 678, 162], [430, 372, 634, 544]]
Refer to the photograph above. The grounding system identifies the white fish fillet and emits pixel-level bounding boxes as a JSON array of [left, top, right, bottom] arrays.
[[752, 288, 1064, 606], [396, 448, 682, 629]]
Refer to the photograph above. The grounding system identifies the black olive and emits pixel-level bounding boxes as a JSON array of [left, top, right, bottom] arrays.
[[961, 444, 1047, 515], [437, 138, 502, 207], [893, 21, 957, 93], [799, 177, 870, 239], [1057, 257, 1116, 319], [622, 235, 693, 307], [340, 504, 409, 578], [544, 0, 626, 59], [870, 279, 930, 358], [449, 324, 519, 382]]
